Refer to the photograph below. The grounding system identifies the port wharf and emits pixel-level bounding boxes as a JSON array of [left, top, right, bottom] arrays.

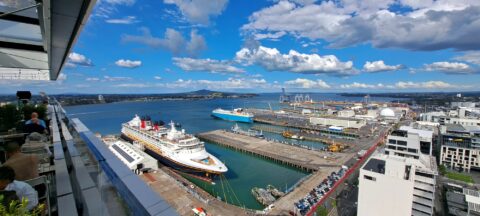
[[197, 130, 353, 172], [140, 166, 256, 216], [250, 124, 353, 147]]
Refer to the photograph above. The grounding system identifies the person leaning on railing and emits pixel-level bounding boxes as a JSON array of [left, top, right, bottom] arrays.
[[0, 166, 38, 211]]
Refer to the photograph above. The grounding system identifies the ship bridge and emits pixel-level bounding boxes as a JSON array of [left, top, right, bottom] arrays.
[[0, 0, 93, 80]]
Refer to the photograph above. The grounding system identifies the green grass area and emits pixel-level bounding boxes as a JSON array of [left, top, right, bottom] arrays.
[[316, 206, 328, 216], [445, 172, 474, 183], [438, 164, 474, 183]]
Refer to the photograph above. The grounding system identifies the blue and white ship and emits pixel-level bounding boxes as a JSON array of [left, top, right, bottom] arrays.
[[211, 108, 254, 123]]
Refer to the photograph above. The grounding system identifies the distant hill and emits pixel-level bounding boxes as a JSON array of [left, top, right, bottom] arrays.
[[185, 89, 221, 95], [184, 89, 253, 96], [52, 89, 258, 106]]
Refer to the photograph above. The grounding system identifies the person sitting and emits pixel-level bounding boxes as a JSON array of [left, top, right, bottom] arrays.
[[25, 112, 47, 134], [0, 166, 38, 211], [3, 142, 39, 181], [25, 112, 46, 128]]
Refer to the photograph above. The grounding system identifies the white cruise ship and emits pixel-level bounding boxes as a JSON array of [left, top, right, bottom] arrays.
[[121, 115, 227, 179]]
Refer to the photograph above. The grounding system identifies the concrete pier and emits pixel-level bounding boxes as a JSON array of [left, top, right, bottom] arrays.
[[140, 166, 254, 216], [197, 130, 353, 172]]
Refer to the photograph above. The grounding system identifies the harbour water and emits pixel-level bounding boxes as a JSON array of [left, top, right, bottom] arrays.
[[64, 93, 395, 210]]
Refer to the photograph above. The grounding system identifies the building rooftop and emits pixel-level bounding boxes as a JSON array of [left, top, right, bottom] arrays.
[[399, 125, 434, 141], [362, 158, 386, 174], [446, 124, 468, 133], [363, 152, 438, 177]]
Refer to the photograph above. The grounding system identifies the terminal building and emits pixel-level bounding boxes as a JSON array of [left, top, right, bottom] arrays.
[[309, 116, 366, 129]]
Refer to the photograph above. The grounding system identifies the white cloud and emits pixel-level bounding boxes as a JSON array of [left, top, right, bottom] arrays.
[[114, 83, 149, 88], [57, 73, 67, 81], [105, 16, 139, 24], [186, 30, 207, 56], [453, 51, 480, 65], [339, 81, 457, 89], [115, 59, 142, 68], [94, 0, 136, 19], [86, 77, 100, 81], [242, 0, 480, 51], [104, 0, 135, 5], [103, 76, 132, 81], [164, 0, 228, 25], [235, 45, 355, 76], [424, 61, 472, 74], [363, 60, 403, 72], [160, 78, 273, 90], [340, 82, 384, 89], [67, 52, 93, 67], [394, 81, 454, 89], [122, 28, 206, 57], [284, 78, 331, 89], [154, 76, 162, 80], [254, 31, 286, 40], [173, 57, 244, 74]]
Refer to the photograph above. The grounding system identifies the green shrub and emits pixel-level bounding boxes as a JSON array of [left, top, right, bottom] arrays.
[[0, 195, 45, 216], [0, 104, 22, 132], [21, 105, 47, 121]]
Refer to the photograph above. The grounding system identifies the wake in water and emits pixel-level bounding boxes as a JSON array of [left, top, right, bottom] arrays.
[[68, 111, 104, 116]]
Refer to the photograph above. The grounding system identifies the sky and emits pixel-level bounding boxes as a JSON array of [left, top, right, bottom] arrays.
[[2, 0, 480, 94]]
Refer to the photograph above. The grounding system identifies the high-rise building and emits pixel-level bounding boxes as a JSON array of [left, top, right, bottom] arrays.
[[358, 153, 438, 216], [439, 124, 480, 172], [385, 125, 435, 158], [358, 123, 438, 216]]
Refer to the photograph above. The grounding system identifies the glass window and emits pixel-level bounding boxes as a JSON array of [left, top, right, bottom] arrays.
[[364, 175, 376, 181]]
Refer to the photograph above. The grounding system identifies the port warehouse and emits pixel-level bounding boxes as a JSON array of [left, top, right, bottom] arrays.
[[309, 116, 366, 129], [251, 115, 360, 138]]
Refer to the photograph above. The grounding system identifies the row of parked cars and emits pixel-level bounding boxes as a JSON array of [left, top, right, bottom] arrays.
[[293, 166, 348, 215]]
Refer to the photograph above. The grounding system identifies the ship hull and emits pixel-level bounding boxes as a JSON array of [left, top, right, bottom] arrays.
[[211, 112, 253, 123], [121, 133, 222, 180]]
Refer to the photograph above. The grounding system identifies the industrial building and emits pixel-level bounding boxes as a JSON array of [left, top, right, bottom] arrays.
[[337, 109, 355, 118], [309, 116, 366, 129], [358, 153, 438, 216], [451, 102, 477, 108], [420, 111, 480, 127]]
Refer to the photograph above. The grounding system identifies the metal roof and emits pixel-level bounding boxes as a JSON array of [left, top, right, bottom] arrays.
[[0, 0, 96, 80]]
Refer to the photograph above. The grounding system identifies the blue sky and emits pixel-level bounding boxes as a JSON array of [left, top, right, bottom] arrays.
[[3, 0, 480, 94]]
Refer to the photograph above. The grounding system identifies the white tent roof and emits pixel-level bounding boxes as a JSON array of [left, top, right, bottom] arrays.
[[0, 0, 96, 80]]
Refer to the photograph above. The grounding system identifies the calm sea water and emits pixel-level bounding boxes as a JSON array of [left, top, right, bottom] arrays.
[[64, 93, 395, 210]]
